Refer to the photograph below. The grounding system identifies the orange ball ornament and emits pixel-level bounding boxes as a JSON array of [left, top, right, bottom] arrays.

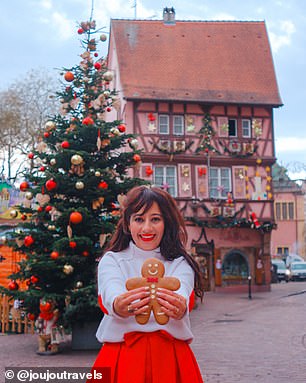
[[70, 211, 83, 224], [64, 71, 74, 82], [133, 154, 141, 162], [50, 251, 60, 259]]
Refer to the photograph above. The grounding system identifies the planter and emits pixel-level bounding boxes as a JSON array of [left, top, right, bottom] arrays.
[[71, 320, 101, 350]]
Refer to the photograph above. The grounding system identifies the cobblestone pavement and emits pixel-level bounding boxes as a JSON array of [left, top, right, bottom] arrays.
[[1, 281, 306, 383]]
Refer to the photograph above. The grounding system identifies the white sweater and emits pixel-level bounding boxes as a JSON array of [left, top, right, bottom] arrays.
[[96, 241, 195, 343]]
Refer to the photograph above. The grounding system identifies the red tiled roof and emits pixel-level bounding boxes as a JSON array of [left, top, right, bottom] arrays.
[[109, 19, 282, 106]]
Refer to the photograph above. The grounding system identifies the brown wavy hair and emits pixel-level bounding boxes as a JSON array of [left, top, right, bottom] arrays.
[[106, 185, 204, 300]]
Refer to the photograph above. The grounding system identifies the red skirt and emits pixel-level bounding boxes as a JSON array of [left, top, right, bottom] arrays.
[[91, 330, 204, 383]]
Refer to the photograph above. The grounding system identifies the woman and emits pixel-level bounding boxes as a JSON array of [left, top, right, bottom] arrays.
[[92, 185, 204, 383]]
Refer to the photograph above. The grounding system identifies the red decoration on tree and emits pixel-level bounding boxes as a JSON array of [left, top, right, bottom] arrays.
[[77, 28, 84, 34], [64, 71, 74, 82], [21, 214, 27, 221], [94, 62, 101, 70], [37, 206, 44, 213], [50, 251, 59, 259], [69, 241, 77, 249], [82, 251, 89, 257], [45, 179, 57, 191], [82, 116, 94, 125], [28, 152, 34, 159], [106, 107, 112, 112], [45, 205, 52, 212], [98, 181, 108, 189], [20, 181, 29, 192], [24, 235, 35, 247], [118, 124, 126, 133], [61, 141, 70, 149], [44, 132, 50, 138], [30, 275, 39, 284], [133, 154, 141, 162], [39, 166, 46, 172], [8, 280, 19, 291], [69, 212, 83, 224], [28, 313, 36, 321]]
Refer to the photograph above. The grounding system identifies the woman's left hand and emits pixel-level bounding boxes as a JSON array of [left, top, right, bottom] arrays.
[[156, 288, 187, 320]]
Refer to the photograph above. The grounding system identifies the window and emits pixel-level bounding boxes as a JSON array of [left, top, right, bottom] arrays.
[[173, 115, 184, 135], [242, 119, 251, 137], [275, 202, 295, 220], [158, 115, 169, 134], [209, 167, 231, 198], [228, 119, 237, 137], [277, 247, 289, 255], [153, 165, 177, 197]]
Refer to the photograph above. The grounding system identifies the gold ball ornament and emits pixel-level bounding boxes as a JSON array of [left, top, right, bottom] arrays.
[[25, 192, 33, 200], [130, 138, 139, 149], [48, 225, 56, 231], [10, 210, 18, 218], [100, 34, 107, 42], [76, 281, 83, 289], [103, 71, 113, 82], [63, 264, 74, 274], [95, 171, 101, 177], [71, 154, 84, 165], [110, 127, 120, 136], [75, 181, 85, 190], [45, 121, 56, 131], [50, 158, 56, 166]]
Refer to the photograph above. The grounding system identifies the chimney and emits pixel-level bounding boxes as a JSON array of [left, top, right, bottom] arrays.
[[163, 7, 176, 25]]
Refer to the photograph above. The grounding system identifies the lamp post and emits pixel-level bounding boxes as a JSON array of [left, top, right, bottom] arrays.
[[248, 275, 252, 300]]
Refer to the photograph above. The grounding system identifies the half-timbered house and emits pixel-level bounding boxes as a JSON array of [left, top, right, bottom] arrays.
[[107, 8, 283, 292]]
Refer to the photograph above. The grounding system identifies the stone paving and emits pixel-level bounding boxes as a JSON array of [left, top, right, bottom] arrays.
[[0, 281, 306, 382]]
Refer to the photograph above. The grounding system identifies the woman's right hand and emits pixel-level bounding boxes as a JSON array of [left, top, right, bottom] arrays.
[[113, 287, 150, 318]]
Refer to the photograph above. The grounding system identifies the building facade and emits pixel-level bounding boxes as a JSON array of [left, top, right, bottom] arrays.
[[271, 164, 305, 261], [107, 9, 282, 292]]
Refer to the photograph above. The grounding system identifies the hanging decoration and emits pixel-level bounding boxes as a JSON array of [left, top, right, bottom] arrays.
[[195, 113, 221, 155]]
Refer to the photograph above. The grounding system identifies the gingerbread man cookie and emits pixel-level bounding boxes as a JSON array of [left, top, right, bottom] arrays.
[[126, 258, 180, 325]]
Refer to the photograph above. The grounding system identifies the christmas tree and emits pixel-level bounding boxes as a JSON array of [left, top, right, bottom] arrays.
[[2, 19, 144, 327]]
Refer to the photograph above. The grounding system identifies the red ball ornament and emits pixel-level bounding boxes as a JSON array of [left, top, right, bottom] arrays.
[[77, 28, 84, 34], [61, 141, 70, 149], [70, 211, 83, 224], [21, 214, 27, 221], [106, 107, 112, 112], [37, 206, 43, 213], [98, 181, 108, 189], [24, 235, 34, 247], [28, 313, 36, 321], [39, 166, 46, 172], [82, 250, 89, 257], [45, 205, 52, 212], [133, 154, 141, 162], [28, 152, 34, 159], [94, 62, 101, 70], [45, 179, 57, 191], [94, 52, 98, 57], [69, 241, 77, 249], [44, 132, 50, 138], [8, 280, 19, 291], [50, 251, 59, 259], [64, 71, 75, 82], [118, 124, 126, 133], [20, 181, 29, 192], [82, 116, 94, 125], [30, 275, 39, 284]]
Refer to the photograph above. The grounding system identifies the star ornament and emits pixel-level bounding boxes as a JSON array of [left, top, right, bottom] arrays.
[[182, 182, 190, 192]]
